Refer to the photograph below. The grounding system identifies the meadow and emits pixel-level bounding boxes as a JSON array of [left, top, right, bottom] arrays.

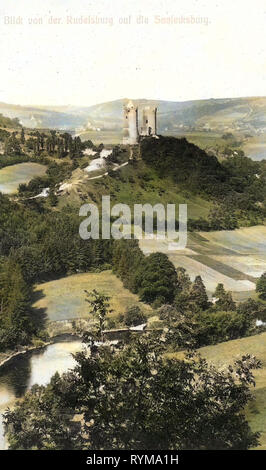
[[33, 270, 152, 323], [198, 332, 266, 449]]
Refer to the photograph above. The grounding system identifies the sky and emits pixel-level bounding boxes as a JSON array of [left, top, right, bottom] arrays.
[[0, 0, 265, 106]]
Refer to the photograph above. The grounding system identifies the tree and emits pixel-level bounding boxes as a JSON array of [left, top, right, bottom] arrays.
[[237, 298, 266, 323], [4, 335, 261, 450], [195, 310, 254, 346], [176, 267, 192, 293], [57, 139, 65, 159], [164, 309, 198, 350], [158, 304, 179, 322], [84, 289, 112, 341], [213, 283, 236, 311], [189, 275, 209, 310], [138, 252, 178, 305], [214, 283, 226, 299], [0, 258, 32, 350], [256, 272, 266, 300], [122, 305, 146, 327], [4, 134, 22, 156], [208, 204, 238, 230], [50, 130, 57, 152], [20, 127, 25, 144]]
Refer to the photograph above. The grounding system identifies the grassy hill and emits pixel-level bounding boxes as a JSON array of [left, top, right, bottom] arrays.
[[57, 156, 212, 220], [197, 332, 266, 449], [169, 331, 266, 449]]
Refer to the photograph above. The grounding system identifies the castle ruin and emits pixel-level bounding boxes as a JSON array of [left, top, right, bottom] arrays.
[[122, 100, 157, 145]]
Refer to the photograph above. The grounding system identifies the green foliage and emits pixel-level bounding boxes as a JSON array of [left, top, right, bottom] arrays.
[[84, 289, 112, 339], [195, 310, 254, 347], [164, 272, 255, 348], [0, 194, 113, 349], [18, 161, 72, 197], [189, 275, 209, 311], [213, 283, 236, 311], [0, 258, 33, 350], [256, 272, 266, 300], [0, 154, 31, 169], [237, 298, 266, 322], [4, 335, 261, 450], [4, 133, 23, 156], [20, 128, 25, 144], [138, 253, 178, 305], [141, 136, 228, 197], [176, 266, 192, 292], [112, 241, 178, 306], [140, 137, 266, 228], [47, 191, 58, 207], [207, 204, 238, 230], [0, 128, 10, 142], [122, 305, 146, 327]]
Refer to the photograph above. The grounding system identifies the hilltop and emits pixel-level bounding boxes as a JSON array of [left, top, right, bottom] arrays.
[[2, 96, 266, 160]]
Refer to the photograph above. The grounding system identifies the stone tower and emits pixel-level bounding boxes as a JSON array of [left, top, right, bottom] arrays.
[[122, 100, 139, 145], [140, 106, 157, 136]]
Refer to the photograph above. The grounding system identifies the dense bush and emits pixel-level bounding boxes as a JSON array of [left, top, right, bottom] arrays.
[[112, 240, 178, 306], [256, 272, 266, 300], [195, 310, 254, 347], [122, 305, 146, 327], [4, 335, 261, 450]]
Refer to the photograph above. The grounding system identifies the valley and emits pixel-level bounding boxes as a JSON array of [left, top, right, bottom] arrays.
[[0, 108, 265, 451]]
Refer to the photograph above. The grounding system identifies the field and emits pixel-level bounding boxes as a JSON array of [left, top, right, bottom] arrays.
[[197, 332, 266, 449], [32, 270, 152, 322], [0, 162, 47, 194], [139, 226, 266, 299]]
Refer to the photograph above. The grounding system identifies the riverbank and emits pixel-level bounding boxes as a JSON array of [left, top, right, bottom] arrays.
[[0, 322, 149, 371], [0, 333, 81, 370], [0, 338, 84, 450], [0, 342, 51, 369]]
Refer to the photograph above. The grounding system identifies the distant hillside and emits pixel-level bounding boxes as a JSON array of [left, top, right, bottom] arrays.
[[1, 97, 266, 136], [0, 112, 21, 129], [0, 102, 85, 130], [83, 97, 266, 136]]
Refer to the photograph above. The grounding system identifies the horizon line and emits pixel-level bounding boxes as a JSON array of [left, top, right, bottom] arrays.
[[1, 94, 266, 110]]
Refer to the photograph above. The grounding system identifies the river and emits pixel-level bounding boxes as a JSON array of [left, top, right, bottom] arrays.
[[0, 339, 82, 450], [0, 162, 47, 194]]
